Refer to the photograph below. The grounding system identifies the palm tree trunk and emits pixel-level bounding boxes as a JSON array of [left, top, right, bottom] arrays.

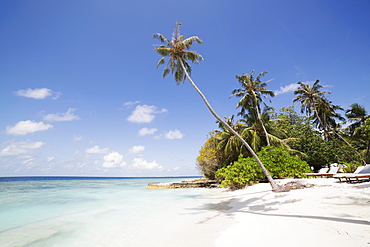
[[179, 60, 283, 192], [255, 106, 270, 146], [366, 139, 370, 164]]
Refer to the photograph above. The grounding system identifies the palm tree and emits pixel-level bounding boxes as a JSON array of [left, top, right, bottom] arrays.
[[346, 103, 369, 135], [231, 71, 275, 145], [346, 104, 370, 163], [293, 80, 359, 163], [215, 116, 246, 166], [354, 118, 370, 163], [153, 23, 284, 192]]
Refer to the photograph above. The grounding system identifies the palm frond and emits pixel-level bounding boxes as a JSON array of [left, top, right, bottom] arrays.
[[156, 57, 165, 68], [183, 36, 203, 49], [153, 33, 169, 44]]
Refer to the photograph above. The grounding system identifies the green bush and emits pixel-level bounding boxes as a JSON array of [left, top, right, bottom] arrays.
[[215, 146, 311, 189]]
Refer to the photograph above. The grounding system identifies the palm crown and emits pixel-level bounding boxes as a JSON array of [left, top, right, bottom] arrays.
[[231, 71, 274, 114], [153, 23, 203, 84], [293, 80, 328, 116]]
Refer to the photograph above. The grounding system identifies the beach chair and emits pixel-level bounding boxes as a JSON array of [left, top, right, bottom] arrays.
[[320, 167, 339, 178], [306, 167, 339, 178], [333, 166, 364, 182], [306, 168, 329, 178], [338, 165, 370, 183]]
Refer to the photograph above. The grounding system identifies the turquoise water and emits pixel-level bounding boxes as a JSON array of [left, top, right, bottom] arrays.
[[0, 177, 219, 247]]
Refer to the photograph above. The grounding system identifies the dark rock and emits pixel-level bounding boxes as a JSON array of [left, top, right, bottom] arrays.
[[147, 178, 219, 189]]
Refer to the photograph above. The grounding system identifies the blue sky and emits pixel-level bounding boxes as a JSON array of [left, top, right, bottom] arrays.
[[1, 0, 370, 176]]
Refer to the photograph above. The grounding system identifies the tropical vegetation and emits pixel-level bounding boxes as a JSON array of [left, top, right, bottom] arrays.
[[154, 23, 369, 190]]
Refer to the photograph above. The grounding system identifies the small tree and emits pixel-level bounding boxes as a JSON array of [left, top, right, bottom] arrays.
[[216, 146, 311, 190]]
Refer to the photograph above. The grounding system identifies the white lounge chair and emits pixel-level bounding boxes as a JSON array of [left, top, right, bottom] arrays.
[[337, 165, 370, 183], [306, 168, 329, 178], [333, 166, 364, 182]]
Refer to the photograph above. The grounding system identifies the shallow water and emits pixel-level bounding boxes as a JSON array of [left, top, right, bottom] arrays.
[[0, 177, 220, 247]]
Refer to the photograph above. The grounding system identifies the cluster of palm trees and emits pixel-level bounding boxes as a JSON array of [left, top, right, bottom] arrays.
[[153, 23, 369, 192]]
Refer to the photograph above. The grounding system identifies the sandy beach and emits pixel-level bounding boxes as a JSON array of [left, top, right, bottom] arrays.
[[215, 178, 370, 247], [1, 178, 369, 247]]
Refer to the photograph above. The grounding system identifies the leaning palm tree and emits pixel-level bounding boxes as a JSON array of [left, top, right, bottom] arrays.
[[153, 23, 284, 192], [231, 71, 275, 146]]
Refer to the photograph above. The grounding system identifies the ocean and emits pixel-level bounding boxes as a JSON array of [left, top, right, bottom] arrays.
[[0, 176, 229, 247]]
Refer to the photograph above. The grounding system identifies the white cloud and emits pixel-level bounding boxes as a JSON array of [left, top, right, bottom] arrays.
[[128, 145, 145, 154], [127, 104, 167, 123], [124, 101, 141, 107], [22, 157, 36, 165], [86, 145, 110, 154], [164, 129, 184, 139], [15, 88, 61, 100], [73, 135, 84, 142], [6, 120, 53, 135], [43, 108, 80, 122], [274, 83, 299, 95], [46, 156, 55, 162], [0, 141, 45, 156], [131, 157, 162, 170], [103, 152, 126, 168], [138, 127, 158, 136]]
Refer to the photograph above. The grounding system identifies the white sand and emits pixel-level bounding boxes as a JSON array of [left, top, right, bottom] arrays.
[[216, 178, 370, 247]]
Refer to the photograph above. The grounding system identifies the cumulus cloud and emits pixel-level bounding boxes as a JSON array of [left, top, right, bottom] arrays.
[[131, 157, 162, 170], [0, 141, 45, 156], [138, 127, 158, 136], [127, 104, 167, 123], [103, 152, 126, 168], [15, 88, 61, 100], [128, 145, 145, 154], [43, 108, 80, 122], [164, 129, 184, 139], [86, 145, 110, 154], [274, 83, 299, 95], [6, 120, 53, 135]]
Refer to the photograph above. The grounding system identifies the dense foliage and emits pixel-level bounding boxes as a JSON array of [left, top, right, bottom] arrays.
[[215, 147, 311, 190]]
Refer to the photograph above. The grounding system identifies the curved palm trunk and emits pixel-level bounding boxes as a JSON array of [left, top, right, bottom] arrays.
[[179, 60, 283, 192], [255, 106, 270, 146]]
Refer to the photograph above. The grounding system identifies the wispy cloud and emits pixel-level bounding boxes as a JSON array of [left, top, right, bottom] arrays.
[[0, 141, 45, 156], [138, 127, 158, 136], [127, 104, 167, 123], [274, 83, 299, 95], [15, 88, 61, 100], [6, 120, 53, 135], [73, 135, 84, 142], [43, 108, 80, 122], [85, 145, 110, 154], [124, 101, 141, 107]]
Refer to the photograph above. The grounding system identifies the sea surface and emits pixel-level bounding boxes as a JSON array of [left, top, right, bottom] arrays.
[[0, 176, 224, 247]]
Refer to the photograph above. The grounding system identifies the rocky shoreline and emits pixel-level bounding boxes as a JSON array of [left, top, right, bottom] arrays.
[[147, 178, 219, 189]]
